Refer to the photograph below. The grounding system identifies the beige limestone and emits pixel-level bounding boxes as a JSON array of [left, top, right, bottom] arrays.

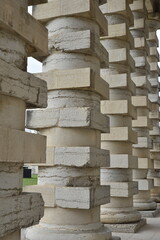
[[36, 68, 109, 100], [147, 19, 160, 204], [130, 1, 157, 214], [0, 0, 47, 239], [0, 0, 48, 57], [100, 0, 142, 232], [24, 1, 115, 240]]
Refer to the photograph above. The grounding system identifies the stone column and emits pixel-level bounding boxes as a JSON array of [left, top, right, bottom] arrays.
[[99, 0, 145, 233], [0, 0, 48, 239], [24, 1, 119, 239], [130, 0, 157, 217], [146, 18, 160, 210]]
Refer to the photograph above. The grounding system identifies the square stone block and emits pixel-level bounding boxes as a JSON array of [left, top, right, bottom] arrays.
[[55, 186, 110, 209], [27, 107, 109, 133], [55, 147, 110, 168], [132, 96, 151, 109], [138, 179, 154, 190], [0, 127, 46, 164], [102, 127, 137, 144], [109, 182, 138, 197], [100, 0, 133, 25], [109, 154, 138, 169], [132, 116, 152, 128], [0, 59, 47, 108], [0, 193, 44, 237], [133, 137, 152, 149], [36, 68, 109, 100], [138, 157, 152, 169], [24, 184, 56, 207], [101, 100, 136, 118], [132, 75, 151, 90], [48, 29, 108, 68]]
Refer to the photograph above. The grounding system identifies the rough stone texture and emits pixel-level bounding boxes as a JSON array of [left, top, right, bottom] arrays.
[[0, 0, 47, 239], [0, 193, 44, 237], [147, 18, 160, 206], [24, 1, 115, 240], [140, 208, 160, 217], [105, 218, 146, 233], [0, 58, 47, 108], [130, 0, 157, 214], [100, 0, 142, 232]]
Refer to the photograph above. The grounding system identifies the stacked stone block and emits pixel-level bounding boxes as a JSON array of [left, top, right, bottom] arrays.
[[0, 0, 48, 239], [24, 1, 119, 239], [99, 0, 145, 233], [146, 18, 160, 207], [130, 0, 157, 216]]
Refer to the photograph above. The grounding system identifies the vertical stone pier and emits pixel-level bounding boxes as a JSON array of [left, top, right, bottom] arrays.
[[24, 1, 119, 239], [0, 0, 48, 239], [99, 0, 145, 233], [130, 0, 157, 217], [147, 18, 160, 210]]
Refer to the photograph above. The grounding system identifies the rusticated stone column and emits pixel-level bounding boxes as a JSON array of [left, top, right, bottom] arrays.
[[99, 0, 145, 233], [24, 1, 119, 239], [146, 18, 160, 210], [130, 0, 157, 217], [0, 0, 48, 239]]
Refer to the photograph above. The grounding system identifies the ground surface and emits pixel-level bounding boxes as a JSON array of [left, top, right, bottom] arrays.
[[23, 174, 37, 186], [113, 214, 160, 240]]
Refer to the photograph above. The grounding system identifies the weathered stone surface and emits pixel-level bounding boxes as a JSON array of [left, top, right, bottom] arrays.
[[104, 218, 146, 233], [140, 208, 160, 217], [48, 29, 108, 67], [109, 154, 138, 169], [55, 186, 110, 209], [132, 96, 151, 109], [36, 68, 109, 100], [27, 107, 109, 132], [132, 116, 152, 128], [138, 157, 152, 169], [0, 59, 47, 108], [0, 0, 48, 57], [24, 225, 113, 240], [24, 185, 56, 208], [101, 100, 136, 118], [102, 127, 137, 143], [0, 126, 46, 163], [25, 1, 114, 239], [101, 71, 136, 94], [133, 137, 152, 149], [0, 163, 22, 198], [101, 182, 138, 197], [0, 193, 44, 237], [32, 0, 108, 35], [55, 147, 110, 168], [138, 179, 154, 190]]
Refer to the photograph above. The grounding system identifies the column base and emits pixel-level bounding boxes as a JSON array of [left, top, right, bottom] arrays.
[[24, 225, 113, 240], [140, 208, 160, 218], [104, 218, 146, 233]]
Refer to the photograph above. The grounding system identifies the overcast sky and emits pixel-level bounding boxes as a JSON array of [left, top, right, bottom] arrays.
[[27, 7, 160, 73]]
